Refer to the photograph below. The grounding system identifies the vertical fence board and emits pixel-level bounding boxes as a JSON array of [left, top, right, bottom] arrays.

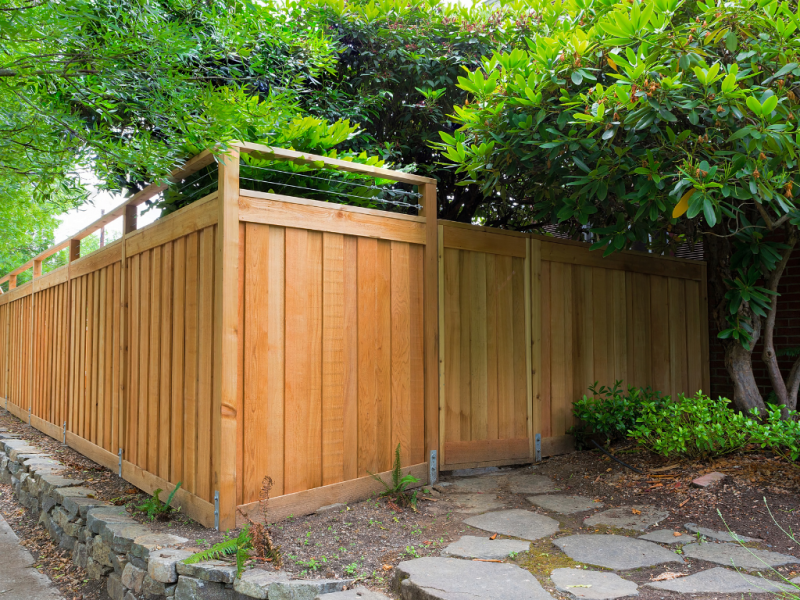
[[443, 248, 460, 443], [376, 241, 392, 472], [196, 227, 215, 502], [183, 232, 199, 495], [285, 227, 311, 494], [342, 235, 359, 481], [322, 232, 345, 486], [390, 241, 411, 464], [356, 237, 378, 477]]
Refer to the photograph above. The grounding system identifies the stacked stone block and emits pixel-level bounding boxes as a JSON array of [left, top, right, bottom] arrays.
[[0, 429, 351, 600]]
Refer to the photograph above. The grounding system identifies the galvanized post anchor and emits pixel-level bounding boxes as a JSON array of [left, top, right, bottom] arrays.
[[28, 406, 31, 425], [62, 421, 67, 445], [214, 491, 220, 531], [535, 433, 542, 463], [117, 448, 123, 477], [428, 450, 438, 485]]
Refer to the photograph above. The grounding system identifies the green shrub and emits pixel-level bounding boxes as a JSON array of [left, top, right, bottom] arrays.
[[629, 392, 757, 459], [575, 384, 800, 461], [572, 382, 666, 446], [750, 405, 800, 461]]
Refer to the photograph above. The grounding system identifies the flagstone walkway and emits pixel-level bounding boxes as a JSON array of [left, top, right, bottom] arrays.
[[387, 468, 800, 600]]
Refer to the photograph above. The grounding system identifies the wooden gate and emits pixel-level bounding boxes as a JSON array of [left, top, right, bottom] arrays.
[[438, 224, 535, 470]]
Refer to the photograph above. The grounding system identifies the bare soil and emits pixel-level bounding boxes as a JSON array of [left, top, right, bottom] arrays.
[[3, 408, 800, 600]]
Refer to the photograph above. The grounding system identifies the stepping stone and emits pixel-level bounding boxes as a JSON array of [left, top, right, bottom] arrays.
[[507, 473, 557, 495], [681, 542, 799, 571], [584, 505, 668, 531], [554, 535, 683, 570], [393, 557, 554, 599], [692, 472, 726, 487], [638, 530, 687, 545], [465, 509, 560, 542], [684, 523, 761, 543], [450, 493, 506, 514], [450, 476, 505, 493], [315, 586, 390, 599], [528, 495, 603, 515], [442, 535, 530, 559], [647, 566, 796, 594], [551, 568, 638, 599]]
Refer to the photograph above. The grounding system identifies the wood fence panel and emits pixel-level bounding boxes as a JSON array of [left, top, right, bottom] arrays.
[[32, 282, 70, 427], [125, 223, 218, 503], [66, 262, 121, 452], [540, 246, 709, 439], [240, 219, 425, 505], [6, 295, 32, 410]]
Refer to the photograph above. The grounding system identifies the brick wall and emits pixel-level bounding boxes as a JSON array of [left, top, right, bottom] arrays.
[[709, 247, 800, 401]]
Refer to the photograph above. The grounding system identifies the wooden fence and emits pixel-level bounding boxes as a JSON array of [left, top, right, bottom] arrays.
[[0, 143, 709, 529], [437, 222, 709, 470]]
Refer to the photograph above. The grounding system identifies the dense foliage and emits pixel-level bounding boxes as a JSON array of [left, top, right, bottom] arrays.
[[572, 382, 667, 445], [0, 0, 539, 281], [575, 383, 800, 459], [436, 0, 800, 413]]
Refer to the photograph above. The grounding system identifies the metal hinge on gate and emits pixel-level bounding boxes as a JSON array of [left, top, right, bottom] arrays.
[[535, 434, 542, 463], [429, 450, 438, 485], [118, 448, 123, 477], [214, 491, 220, 531]]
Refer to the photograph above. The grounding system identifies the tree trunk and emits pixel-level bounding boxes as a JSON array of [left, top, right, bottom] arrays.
[[725, 338, 765, 413], [706, 230, 766, 413]]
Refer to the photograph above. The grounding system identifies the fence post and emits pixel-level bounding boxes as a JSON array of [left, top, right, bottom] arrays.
[[529, 239, 542, 457], [419, 182, 439, 483], [214, 147, 240, 530], [69, 239, 81, 262], [8, 274, 16, 290], [117, 205, 137, 462]]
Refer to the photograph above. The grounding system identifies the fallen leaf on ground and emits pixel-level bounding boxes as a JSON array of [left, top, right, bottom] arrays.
[[489, 533, 498, 540], [631, 509, 641, 515], [673, 532, 682, 537], [382, 564, 393, 571], [473, 559, 502, 563], [652, 572, 687, 581]]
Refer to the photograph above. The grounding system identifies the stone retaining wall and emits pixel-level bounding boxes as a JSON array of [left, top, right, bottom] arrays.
[[0, 427, 351, 600]]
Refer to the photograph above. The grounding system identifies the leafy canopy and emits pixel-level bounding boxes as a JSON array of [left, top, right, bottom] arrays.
[[435, 0, 800, 344]]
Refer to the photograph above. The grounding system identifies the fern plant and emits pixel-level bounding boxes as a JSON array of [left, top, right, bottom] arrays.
[[369, 444, 420, 509], [135, 482, 182, 521], [183, 525, 253, 578]]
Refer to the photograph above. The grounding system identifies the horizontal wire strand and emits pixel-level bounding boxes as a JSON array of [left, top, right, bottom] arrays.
[[239, 177, 422, 210], [240, 163, 422, 198]]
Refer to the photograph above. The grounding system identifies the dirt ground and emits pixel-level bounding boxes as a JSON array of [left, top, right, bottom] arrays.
[[3, 408, 800, 599]]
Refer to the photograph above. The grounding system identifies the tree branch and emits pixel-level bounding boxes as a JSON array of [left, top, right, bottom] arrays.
[[761, 230, 797, 409]]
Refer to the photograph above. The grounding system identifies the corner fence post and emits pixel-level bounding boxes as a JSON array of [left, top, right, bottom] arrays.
[[213, 146, 240, 531], [420, 181, 439, 482]]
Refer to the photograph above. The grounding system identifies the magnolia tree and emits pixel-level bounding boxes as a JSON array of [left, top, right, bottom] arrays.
[[435, 0, 800, 414]]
